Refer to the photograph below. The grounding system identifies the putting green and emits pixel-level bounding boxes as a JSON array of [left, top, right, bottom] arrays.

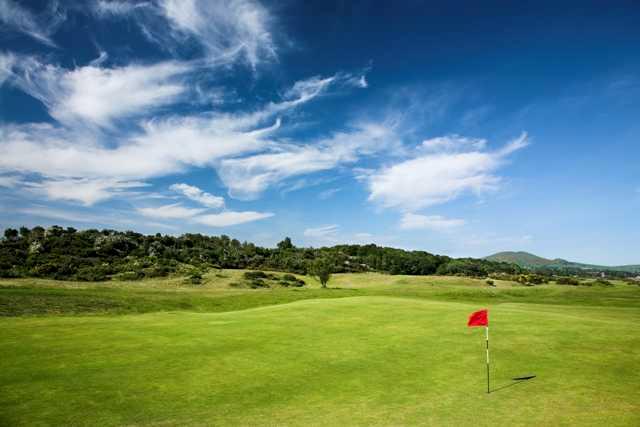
[[1, 296, 639, 426]]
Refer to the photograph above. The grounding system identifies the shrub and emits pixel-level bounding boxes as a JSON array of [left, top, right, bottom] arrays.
[[280, 274, 305, 287], [74, 266, 109, 282], [249, 279, 269, 288], [244, 271, 269, 280], [593, 278, 613, 287], [486, 279, 495, 287], [113, 270, 144, 281], [142, 265, 171, 278], [556, 276, 580, 286], [187, 271, 203, 285]]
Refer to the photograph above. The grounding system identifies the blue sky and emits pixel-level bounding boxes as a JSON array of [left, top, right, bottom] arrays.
[[0, 0, 638, 265]]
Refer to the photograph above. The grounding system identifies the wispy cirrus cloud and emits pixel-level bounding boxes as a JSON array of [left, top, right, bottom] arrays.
[[4, 55, 190, 127], [0, 174, 22, 188], [93, 0, 152, 17], [399, 213, 465, 231], [92, 0, 277, 69], [160, 0, 276, 68], [217, 121, 397, 199], [318, 188, 341, 200], [170, 183, 224, 208], [0, 52, 15, 86], [24, 178, 148, 206], [304, 224, 339, 238], [137, 201, 272, 227], [368, 132, 529, 212], [137, 203, 205, 219], [0, 73, 339, 205], [0, 0, 66, 47], [193, 210, 273, 227]]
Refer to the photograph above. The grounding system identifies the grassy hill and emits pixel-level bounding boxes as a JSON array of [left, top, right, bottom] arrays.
[[1, 272, 640, 425], [485, 251, 640, 274]]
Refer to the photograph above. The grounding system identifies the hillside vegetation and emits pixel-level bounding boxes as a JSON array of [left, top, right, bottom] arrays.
[[1, 226, 523, 282], [485, 251, 640, 275]]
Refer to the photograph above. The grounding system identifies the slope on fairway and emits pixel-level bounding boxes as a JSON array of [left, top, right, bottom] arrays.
[[1, 296, 639, 426]]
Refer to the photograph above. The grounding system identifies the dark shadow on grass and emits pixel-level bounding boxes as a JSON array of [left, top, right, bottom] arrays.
[[491, 375, 536, 393]]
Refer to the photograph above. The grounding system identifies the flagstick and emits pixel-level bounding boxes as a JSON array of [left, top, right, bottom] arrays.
[[485, 325, 490, 394]]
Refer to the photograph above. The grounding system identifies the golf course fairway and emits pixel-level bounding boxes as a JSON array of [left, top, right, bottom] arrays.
[[2, 292, 639, 426]]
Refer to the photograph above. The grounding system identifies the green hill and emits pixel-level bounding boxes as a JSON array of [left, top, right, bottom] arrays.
[[485, 251, 640, 274], [484, 251, 557, 267]]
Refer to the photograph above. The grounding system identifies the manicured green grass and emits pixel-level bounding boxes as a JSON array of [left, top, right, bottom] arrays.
[[1, 273, 639, 425]]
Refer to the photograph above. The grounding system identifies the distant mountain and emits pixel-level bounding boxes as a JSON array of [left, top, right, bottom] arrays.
[[484, 251, 640, 274]]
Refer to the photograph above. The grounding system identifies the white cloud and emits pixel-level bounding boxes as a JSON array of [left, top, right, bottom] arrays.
[[0, 72, 338, 205], [368, 133, 529, 211], [137, 203, 205, 219], [0, 174, 21, 188], [94, 1, 151, 16], [25, 178, 148, 206], [170, 183, 224, 208], [136, 202, 272, 226], [420, 135, 486, 153], [18, 206, 120, 224], [399, 213, 465, 230], [218, 122, 397, 199], [193, 210, 273, 227], [318, 188, 341, 200], [304, 224, 339, 239], [6, 56, 190, 127], [0, 52, 15, 86], [16, 205, 177, 230], [160, 0, 276, 69], [0, 0, 65, 47]]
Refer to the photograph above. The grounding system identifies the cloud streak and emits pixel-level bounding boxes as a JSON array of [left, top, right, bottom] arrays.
[[399, 213, 465, 230], [170, 183, 224, 208], [217, 122, 397, 199], [5, 55, 190, 127], [368, 133, 529, 211], [0, 0, 65, 47]]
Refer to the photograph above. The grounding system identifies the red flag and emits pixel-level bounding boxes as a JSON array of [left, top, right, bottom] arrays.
[[467, 309, 488, 327]]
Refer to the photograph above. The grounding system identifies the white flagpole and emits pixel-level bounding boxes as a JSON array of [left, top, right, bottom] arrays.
[[485, 325, 490, 394]]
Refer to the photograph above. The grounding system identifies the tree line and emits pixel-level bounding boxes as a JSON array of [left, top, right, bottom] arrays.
[[1, 225, 526, 281]]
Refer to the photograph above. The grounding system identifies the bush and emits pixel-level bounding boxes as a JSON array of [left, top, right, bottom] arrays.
[[516, 274, 548, 286], [593, 278, 613, 287], [74, 266, 108, 281], [113, 270, 144, 281], [187, 271, 203, 285], [244, 271, 270, 280], [486, 279, 495, 287], [280, 274, 305, 287], [142, 265, 171, 278], [248, 279, 269, 288], [556, 276, 580, 286]]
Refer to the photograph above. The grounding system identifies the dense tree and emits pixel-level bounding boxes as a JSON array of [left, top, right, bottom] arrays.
[[277, 237, 294, 250], [3, 225, 624, 282]]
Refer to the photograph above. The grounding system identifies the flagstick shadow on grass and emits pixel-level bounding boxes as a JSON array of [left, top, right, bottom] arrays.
[[490, 375, 537, 393]]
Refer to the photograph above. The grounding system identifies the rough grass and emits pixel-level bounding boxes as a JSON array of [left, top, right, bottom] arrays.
[[1, 272, 639, 426], [2, 271, 639, 316]]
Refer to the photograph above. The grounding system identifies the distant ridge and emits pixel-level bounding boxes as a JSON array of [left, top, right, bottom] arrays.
[[484, 251, 640, 274]]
